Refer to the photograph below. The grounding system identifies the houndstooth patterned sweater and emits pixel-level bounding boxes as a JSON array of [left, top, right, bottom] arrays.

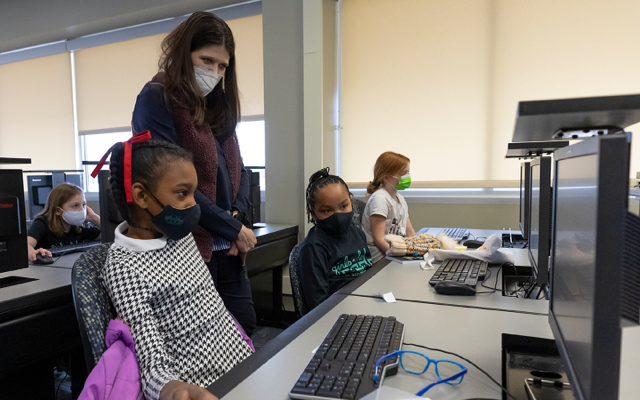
[[102, 222, 253, 400]]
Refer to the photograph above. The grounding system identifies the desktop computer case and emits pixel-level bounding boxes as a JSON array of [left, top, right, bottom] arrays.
[[0, 170, 28, 272]]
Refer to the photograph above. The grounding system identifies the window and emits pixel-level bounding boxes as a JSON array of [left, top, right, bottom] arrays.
[[82, 130, 132, 192], [236, 119, 266, 189], [81, 120, 265, 193]]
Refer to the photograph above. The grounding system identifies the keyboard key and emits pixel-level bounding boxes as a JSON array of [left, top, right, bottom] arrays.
[[291, 387, 317, 395], [298, 372, 313, 383]]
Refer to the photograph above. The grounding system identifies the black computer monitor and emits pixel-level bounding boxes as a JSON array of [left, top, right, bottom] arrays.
[[97, 170, 124, 243], [527, 156, 551, 288], [549, 134, 640, 400], [0, 170, 28, 273], [26, 171, 85, 219], [519, 161, 531, 240]]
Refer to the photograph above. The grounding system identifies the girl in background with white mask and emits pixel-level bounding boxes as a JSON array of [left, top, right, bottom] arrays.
[[27, 182, 101, 261], [131, 11, 257, 336], [361, 151, 416, 263]]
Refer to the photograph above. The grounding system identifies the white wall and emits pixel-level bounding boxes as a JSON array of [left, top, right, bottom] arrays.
[[341, 0, 640, 183], [0, 53, 75, 170]]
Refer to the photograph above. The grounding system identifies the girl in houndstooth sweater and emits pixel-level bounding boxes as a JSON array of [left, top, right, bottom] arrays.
[[94, 133, 253, 400]]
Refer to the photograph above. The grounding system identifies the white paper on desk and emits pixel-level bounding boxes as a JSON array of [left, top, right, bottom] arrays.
[[379, 292, 396, 303], [360, 386, 427, 400]]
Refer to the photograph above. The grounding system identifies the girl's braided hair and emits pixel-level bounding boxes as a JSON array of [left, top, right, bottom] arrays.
[[305, 167, 352, 223], [109, 139, 192, 223]]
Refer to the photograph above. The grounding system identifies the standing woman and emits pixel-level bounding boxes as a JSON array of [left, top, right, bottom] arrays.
[[132, 11, 257, 336]]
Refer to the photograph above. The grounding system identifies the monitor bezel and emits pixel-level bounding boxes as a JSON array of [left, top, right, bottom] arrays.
[[519, 161, 531, 240], [527, 156, 551, 287], [97, 170, 124, 244], [548, 134, 630, 400]]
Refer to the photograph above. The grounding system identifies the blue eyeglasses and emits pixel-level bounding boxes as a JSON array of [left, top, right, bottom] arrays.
[[374, 350, 468, 396]]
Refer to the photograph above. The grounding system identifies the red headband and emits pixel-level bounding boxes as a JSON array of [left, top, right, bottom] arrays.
[[90, 130, 153, 203]]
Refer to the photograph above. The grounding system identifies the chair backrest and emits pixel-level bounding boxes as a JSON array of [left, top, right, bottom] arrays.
[[351, 198, 366, 229], [71, 243, 116, 371], [288, 243, 308, 318]]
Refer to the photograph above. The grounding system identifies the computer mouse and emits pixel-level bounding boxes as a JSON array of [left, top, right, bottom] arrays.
[[32, 254, 55, 265], [434, 281, 476, 296], [462, 239, 484, 249]]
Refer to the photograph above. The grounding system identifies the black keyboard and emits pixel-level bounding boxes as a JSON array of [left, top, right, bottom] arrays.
[[49, 241, 102, 257], [429, 258, 488, 287], [289, 314, 404, 400], [441, 227, 470, 241]]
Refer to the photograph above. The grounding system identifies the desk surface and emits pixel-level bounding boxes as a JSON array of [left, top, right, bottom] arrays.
[[350, 251, 549, 316], [216, 295, 552, 400], [0, 265, 72, 316], [32, 224, 299, 271], [253, 223, 299, 246]]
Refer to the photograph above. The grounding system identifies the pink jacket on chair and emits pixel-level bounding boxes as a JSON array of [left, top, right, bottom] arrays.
[[79, 319, 144, 400]]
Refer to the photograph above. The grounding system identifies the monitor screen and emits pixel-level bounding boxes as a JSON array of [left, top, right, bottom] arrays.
[[551, 154, 598, 399], [34, 186, 51, 205]]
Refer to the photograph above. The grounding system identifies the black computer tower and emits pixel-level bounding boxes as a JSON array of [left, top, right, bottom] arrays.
[[0, 170, 28, 272]]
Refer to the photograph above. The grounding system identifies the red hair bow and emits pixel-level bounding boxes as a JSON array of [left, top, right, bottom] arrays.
[[90, 131, 153, 203]]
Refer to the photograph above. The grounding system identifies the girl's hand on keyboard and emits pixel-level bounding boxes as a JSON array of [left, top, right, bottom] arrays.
[[160, 380, 218, 400]]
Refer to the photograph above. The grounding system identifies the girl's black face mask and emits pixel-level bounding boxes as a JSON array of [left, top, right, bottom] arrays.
[[316, 211, 353, 237], [145, 190, 201, 241]]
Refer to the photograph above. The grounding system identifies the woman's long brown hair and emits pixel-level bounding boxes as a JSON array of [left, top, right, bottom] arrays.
[[159, 11, 240, 138], [37, 183, 83, 237], [367, 152, 411, 194]]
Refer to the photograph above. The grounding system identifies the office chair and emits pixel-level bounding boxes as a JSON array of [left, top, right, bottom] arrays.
[[288, 243, 308, 318], [71, 243, 117, 371], [351, 198, 366, 229]]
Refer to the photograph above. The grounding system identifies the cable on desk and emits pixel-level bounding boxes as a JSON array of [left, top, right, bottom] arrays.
[[477, 262, 513, 294], [402, 342, 518, 400]]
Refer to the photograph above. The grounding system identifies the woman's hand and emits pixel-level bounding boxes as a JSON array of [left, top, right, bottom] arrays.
[[234, 225, 257, 253], [159, 381, 218, 400], [28, 247, 52, 261], [86, 206, 101, 226]]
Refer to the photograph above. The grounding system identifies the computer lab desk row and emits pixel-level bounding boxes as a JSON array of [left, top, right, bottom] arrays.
[[0, 223, 297, 399], [207, 252, 554, 400]]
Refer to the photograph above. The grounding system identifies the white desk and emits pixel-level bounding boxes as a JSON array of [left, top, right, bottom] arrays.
[[218, 295, 552, 400], [351, 252, 548, 316]]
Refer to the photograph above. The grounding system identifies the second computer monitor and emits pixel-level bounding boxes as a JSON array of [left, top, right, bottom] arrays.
[[97, 170, 124, 243], [519, 161, 531, 240], [549, 134, 638, 400], [527, 156, 552, 287]]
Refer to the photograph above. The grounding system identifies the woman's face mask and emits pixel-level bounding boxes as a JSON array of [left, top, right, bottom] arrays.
[[194, 67, 222, 97]]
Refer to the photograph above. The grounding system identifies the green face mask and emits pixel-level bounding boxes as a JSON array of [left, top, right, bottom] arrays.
[[395, 174, 411, 190]]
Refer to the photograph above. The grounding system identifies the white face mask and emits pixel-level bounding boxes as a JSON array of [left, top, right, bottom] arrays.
[[60, 208, 86, 226], [194, 67, 222, 97]]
